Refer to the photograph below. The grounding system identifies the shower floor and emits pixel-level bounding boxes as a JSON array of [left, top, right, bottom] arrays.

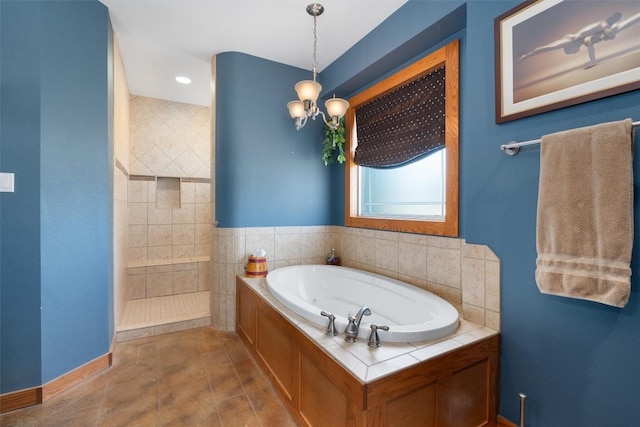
[[117, 291, 211, 342]]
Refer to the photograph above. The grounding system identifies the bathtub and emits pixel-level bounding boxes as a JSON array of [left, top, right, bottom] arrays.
[[266, 265, 459, 343]]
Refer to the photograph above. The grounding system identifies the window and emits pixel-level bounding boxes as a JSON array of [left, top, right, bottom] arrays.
[[345, 39, 459, 236], [360, 150, 446, 219]]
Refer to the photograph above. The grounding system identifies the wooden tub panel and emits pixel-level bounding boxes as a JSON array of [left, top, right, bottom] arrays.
[[236, 277, 499, 427]]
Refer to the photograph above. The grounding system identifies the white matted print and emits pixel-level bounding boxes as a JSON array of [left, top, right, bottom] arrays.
[[495, 0, 640, 123]]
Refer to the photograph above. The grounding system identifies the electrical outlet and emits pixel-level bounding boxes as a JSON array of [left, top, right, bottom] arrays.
[[0, 173, 15, 192]]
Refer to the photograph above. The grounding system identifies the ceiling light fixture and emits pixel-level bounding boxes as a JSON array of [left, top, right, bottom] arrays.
[[175, 76, 191, 84], [287, 3, 349, 131]]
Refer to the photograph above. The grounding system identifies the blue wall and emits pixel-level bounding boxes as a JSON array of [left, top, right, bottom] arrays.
[[462, 2, 640, 425], [39, 1, 113, 383], [320, 1, 465, 98], [216, 1, 640, 425], [215, 52, 341, 227], [0, 0, 43, 391], [0, 0, 113, 392]]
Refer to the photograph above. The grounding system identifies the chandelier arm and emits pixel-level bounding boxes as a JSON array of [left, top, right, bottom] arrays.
[[296, 115, 308, 131], [309, 104, 320, 119], [317, 110, 339, 130]]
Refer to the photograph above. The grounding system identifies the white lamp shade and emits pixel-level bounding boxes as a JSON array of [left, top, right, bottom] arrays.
[[295, 80, 322, 103], [325, 97, 349, 118], [287, 101, 306, 119]]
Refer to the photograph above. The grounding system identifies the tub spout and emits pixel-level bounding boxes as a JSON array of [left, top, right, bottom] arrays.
[[344, 306, 371, 343]]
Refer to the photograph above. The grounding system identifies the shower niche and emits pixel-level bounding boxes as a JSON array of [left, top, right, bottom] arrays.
[[156, 176, 181, 209]]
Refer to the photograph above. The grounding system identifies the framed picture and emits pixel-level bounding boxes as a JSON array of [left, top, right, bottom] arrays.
[[494, 0, 640, 123]]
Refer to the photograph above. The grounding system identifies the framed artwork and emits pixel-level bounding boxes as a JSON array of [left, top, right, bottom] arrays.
[[494, 0, 640, 123]]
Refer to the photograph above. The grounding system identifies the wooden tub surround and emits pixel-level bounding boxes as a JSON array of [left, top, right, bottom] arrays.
[[236, 276, 500, 427]]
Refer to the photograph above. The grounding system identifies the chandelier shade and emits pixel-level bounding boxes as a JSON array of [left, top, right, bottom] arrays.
[[287, 101, 306, 119], [325, 97, 349, 119], [295, 80, 322, 103]]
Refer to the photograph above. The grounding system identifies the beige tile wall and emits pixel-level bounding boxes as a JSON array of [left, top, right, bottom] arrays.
[[114, 164, 128, 320], [126, 96, 212, 303], [113, 33, 130, 324], [211, 226, 339, 330], [211, 226, 501, 332], [129, 96, 210, 179], [128, 179, 212, 267], [127, 260, 210, 299]]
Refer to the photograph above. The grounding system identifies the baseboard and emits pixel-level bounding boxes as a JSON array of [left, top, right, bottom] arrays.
[[0, 351, 112, 413], [0, 387, 42, 413], [498, 415, 518, 427], [42, 352, 112, 401]]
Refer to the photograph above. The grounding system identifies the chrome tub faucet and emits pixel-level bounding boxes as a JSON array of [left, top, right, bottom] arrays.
[[344, 306, 371, 343]]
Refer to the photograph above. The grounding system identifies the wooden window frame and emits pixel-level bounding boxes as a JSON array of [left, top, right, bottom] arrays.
[[345, 39, 459, 236]]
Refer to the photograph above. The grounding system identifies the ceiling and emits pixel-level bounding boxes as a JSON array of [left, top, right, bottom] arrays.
[[99, 0, 408, 107]]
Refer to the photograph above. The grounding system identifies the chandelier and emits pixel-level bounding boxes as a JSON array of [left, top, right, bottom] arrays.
[[287, 3, 349, 131]]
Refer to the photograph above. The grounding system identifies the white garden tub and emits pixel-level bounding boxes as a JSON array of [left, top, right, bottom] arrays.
[[266, 265, 459, 343]]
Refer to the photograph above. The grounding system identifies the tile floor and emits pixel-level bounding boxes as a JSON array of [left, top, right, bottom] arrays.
[[0, 327, 296, 427]]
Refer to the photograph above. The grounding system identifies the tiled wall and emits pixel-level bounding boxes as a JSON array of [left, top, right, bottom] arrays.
[[114, 163, 129, 315], [113, 34, 129, 322], [127, 259, 210, 299], [211, 226, 501, 332], [211, 226, 339, 330], [129, 96, 210, 179], [126, 96, 212, 302], [128, 178, 211, 266]]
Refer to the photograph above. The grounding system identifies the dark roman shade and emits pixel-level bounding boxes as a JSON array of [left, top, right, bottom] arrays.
[[353, 66, 445, 169]]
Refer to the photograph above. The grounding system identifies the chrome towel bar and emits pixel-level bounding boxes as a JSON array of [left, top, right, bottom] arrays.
[[500, 120, 639, 156]]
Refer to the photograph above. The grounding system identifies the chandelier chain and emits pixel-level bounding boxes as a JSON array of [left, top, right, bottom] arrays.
[[312, 14, 318, 81]]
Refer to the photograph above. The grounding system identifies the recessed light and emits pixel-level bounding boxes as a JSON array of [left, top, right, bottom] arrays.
[[175, 76, 191, 84]]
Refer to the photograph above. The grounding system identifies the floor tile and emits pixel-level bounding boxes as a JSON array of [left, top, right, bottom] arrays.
[[216, 395, 261, 427], [203, 357, 245, 402], [39, 405, 101, 427], [0, 327, 295, 427], [245, 382, 297, 427]]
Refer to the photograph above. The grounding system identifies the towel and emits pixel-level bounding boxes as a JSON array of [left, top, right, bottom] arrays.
[[535, 119, 634, 308]]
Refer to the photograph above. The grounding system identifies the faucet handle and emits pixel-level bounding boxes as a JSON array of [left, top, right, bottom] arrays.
[[320, 311, 339, 336], [367, 324, 390, 348]]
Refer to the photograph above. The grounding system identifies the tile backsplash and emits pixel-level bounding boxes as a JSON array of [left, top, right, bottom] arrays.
[[211, 226, 500, 333]]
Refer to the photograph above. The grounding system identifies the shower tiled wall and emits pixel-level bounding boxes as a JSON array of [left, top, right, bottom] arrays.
[[128, 179, 211, 265], [127, 259, 210, 300], [211, 226, 501, 332], [126, 96, 212, 303], [129, 96, 210, 179], [113, 34, 130, 322], [114, 162, 129, 316]]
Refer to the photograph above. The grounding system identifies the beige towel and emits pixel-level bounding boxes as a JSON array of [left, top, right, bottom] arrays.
[[536, 119, 634, 308]]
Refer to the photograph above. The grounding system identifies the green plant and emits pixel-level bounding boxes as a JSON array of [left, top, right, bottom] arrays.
[[321, 117, 346, 166]]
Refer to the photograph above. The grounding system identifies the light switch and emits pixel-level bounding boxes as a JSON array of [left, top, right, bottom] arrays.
[[0, 173, 15, 193]]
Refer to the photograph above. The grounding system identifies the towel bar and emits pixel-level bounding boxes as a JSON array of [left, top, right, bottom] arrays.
[[500, 120, 639, 155]]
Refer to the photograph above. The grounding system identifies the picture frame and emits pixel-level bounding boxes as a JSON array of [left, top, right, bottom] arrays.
[[494, 0, 640, 123]]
